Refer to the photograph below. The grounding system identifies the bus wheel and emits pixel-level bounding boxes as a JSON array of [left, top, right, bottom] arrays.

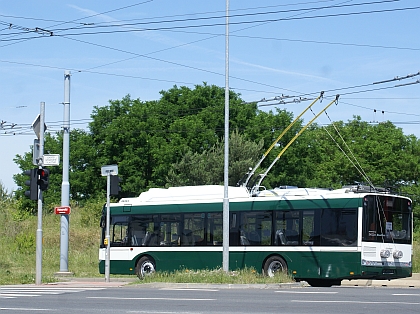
[[135, 256, 156, 279], [263, 256, 287, 277]]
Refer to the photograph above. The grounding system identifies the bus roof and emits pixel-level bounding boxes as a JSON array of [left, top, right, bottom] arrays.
[[117, 184, 402, 206], [119, 185, 250, 204]]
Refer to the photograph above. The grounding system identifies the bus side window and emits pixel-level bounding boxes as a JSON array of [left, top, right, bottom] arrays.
[[207, 213, 223, 245], [183, 213, 205, 246], [275, 211, 301, 246], [111, 222, 128, 246], [160, 214, 181, 246]]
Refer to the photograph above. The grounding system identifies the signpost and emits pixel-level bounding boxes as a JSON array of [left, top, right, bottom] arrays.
[[43, 154, 60, 166], [54, 206, 71, 215], [101, 164, 118, 282]]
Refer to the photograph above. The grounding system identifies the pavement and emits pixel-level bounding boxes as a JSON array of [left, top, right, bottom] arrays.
[[340, 273, 420, 288], [37, 273, 420, 289]]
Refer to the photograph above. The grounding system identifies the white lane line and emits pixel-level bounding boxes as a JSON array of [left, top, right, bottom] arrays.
[[1, 287, 105, 291], [3, 292, 61, 295], [127, 312, 202, 314], [392, 293, 420, 296], [276, 291, 338, 294], [159, 288, 219, 292], [0, 293, 41, 297], [87, 297, 215, 301], [291, 300, 420, 305], [0, 308, 54, 311]]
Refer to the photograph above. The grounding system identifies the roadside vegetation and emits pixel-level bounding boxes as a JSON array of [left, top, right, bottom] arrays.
[[0, 198, 101, 285], [139, 267, 292, 285], [0, 196, 419, 285]]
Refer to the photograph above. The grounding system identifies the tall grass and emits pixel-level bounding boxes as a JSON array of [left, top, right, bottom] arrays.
[[413, 232, 420, 273], [140, 267, 292, 284], [0, 199, 101, 285]]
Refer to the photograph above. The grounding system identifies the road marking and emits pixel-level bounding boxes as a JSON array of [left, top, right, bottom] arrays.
[[0, 293, 41, 298], [392, 293, 420, 296], [159, 288, 219, 292], [291, 300, 420, 305], [0, 308, 54, 311], [127, 311, 203, 314], [88, 297, 215, 301], [275, 291, 338, 294], [0, 287, 105, 291], [0, 287, 105, 299]]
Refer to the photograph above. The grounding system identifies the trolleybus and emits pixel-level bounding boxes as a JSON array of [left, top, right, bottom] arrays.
[[99, 184, 413, 287]]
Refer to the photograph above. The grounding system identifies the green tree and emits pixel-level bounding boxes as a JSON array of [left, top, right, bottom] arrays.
[[86, 84, 258, 196], [167, 130, 264, 186]]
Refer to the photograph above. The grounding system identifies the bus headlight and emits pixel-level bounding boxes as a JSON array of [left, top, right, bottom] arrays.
[[380, 249, 391, 258], [393, 250, 403, 259]]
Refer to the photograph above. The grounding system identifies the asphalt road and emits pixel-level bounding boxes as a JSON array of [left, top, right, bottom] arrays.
[[1, 284, 420, 314]]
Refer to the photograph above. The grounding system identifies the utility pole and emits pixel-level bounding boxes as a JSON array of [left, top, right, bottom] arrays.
[[58, 70, 72, 275], [35, 102, 45, 285], [222, 0, 230, 273]]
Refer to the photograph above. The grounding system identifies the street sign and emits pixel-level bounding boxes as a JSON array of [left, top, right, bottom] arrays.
[[43, 154, 60, 166], [31, 114, 48, 139], [101, 164, 118, 176], [32, 139, 40, 166], [54, 206, 71, 215]]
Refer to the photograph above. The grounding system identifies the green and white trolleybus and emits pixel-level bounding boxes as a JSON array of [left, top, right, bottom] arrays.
[[99, 184, 413, 287]]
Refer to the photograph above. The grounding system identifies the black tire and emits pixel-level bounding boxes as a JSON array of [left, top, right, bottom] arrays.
[[306, 279, 341, 287], [135, 256, 156, 280], [263, 256, 287, 277]]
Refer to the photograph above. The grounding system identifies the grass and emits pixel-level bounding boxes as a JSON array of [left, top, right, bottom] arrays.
[[1, 198, 419, 285], [0, 200, 101, 285], [139, 267, 292, 285], [413, 238, 420, 273]]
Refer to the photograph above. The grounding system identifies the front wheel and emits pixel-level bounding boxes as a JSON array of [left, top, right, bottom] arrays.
[[135, 256, 156, 279], [263, 256, 287, 277]]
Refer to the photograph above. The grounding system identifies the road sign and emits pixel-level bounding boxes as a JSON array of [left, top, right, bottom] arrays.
[[54, 206, 71, 215], [33, 139, 40, 166], [43, 154, 60, 166], [101, 164, 118, 176], [31, 114, 48, 139]]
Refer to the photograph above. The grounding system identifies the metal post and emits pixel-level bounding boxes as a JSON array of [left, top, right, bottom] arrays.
[[105, 174, 111, 282], [222, 0, 230, 273], [59, 70, 71, 274], [35, 101, 45, 285]]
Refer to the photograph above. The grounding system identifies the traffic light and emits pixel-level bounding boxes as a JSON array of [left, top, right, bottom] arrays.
[[24, 168, 38, 200], [37, 167, 50, 191], [110, 175, 122, 196]]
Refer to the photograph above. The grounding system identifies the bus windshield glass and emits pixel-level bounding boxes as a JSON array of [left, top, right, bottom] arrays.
[[362, 195, 412, 244]]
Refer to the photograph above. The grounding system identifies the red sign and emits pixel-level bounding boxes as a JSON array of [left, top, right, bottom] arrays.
[[54, 206, 71, 215]]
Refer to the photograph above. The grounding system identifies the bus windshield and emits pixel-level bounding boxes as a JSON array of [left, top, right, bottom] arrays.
[[362, 195, 412, 244]]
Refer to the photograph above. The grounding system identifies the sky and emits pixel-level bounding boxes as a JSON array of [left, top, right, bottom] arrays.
[[0, 0, 419, 193]]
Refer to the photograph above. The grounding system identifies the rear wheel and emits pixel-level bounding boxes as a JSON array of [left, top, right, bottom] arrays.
[[135, 256, 156, 280], [263, 256, 287, 277]]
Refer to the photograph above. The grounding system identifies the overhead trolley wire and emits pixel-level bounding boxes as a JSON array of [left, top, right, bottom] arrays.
[[28, 6, 419, 38], [1, 2, 415, 41], [40, 0, 402, 34]]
